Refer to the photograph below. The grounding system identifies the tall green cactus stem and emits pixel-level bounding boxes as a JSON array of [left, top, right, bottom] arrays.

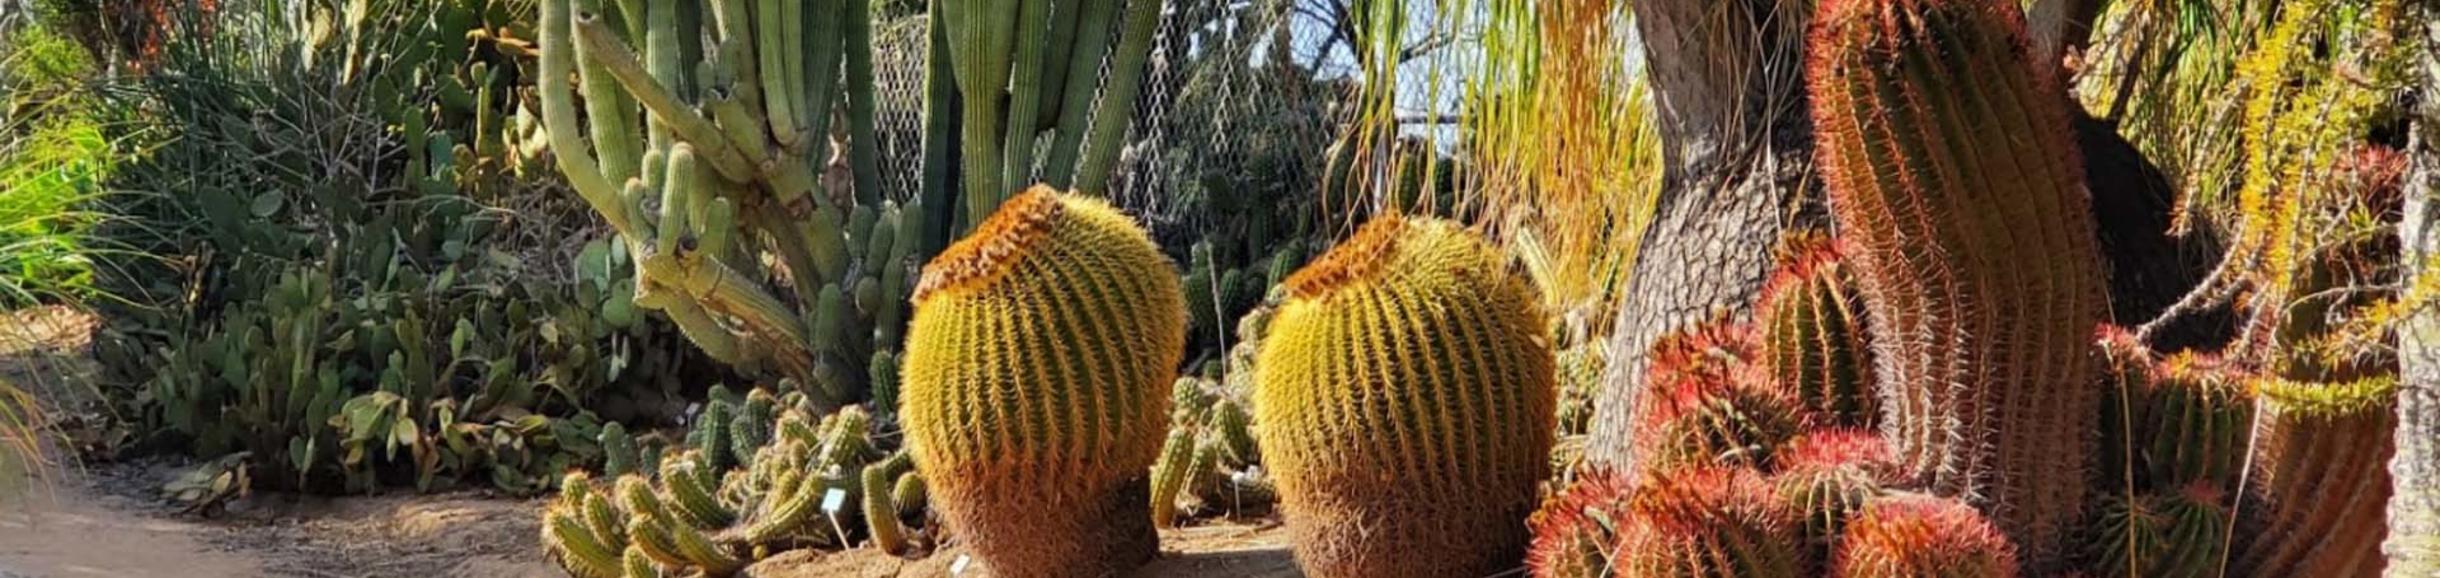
[[535, 0, 921, 403], [939, 0, 1165, 223], [1255, 216, 1556, 578], [1525, 469, 1634, 578], [2233, 376, 2397, 577], [1831, 495, 2020, 578], [900, 187, 1186, 578], [1808, 0, 2111, 564], [1149, 425, 1198, 528], [1613, 467, 1807, 577], [1756, 234, 1876, 425], [862, 451, 917, 555]]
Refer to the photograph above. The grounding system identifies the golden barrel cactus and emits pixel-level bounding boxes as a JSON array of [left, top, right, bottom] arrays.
[[899, 186, 1187, 578], [1255, 215, 1557, 578]]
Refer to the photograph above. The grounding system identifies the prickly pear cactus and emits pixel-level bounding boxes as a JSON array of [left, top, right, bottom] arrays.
[[1808, 0, 2112, 564], [1755, 233, 1875, 425], [1832, 495, 2021, 578], [1254, 215, 1556, 578], [899, 186, 1186, 578]]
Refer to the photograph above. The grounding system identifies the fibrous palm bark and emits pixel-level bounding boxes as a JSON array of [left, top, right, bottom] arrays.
[[1586, 0, 1823, 475]]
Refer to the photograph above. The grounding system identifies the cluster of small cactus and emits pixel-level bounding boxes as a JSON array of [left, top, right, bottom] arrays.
[[1149, 371, 1275, 527], [534, 0, 921, 407], [1252, 215, 1556, 578], [1807, 0, 2112, 564], [898, 187, 1186, 578], [542, 387, 911, 578]]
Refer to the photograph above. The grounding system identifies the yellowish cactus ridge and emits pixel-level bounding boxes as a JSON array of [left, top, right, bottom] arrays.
[[1257, 215, 1558, 578], [899, 185, 1186, 578]]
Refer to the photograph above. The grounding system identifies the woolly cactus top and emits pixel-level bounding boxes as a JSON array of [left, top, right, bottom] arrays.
[[914, 185, 1069, 302]]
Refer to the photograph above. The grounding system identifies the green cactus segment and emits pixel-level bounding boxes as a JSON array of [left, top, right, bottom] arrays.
[[901, 188, 1185, 578], [622, 545, 662, 578], [2130, 352, 2254, 491], [1755, 234, 1876, 425], [1807, 0, 2111, 563], [1771, 430, 1901, 548], [544, 502, 626, 578], [862, 451, 917, 555], [891, 471, 927, 518], [941, 0, 1164, 224], [2084, 485, 2228, 578], [1255, 216, 1556, 578], [1148, 426, 1197, 528], [693, 400, 737, 471], [2233, 375, 2397, 577], [1831, 495, 2020, 578], [664, 457, 739, 529]]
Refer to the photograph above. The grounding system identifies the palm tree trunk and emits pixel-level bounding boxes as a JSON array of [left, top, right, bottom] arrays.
[[2386, 10, 2440, 574], [1583, 0, 1823, 471]]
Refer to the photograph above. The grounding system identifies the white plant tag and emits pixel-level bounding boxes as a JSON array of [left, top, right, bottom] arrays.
[[951, 554, 973, 576], [821, 488, 848, 513]]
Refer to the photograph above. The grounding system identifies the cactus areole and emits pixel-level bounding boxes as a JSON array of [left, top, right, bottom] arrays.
[[1807, 0, 2111, 567], [900, 186, 1186, 578], [1255, 215, 1558, 578]]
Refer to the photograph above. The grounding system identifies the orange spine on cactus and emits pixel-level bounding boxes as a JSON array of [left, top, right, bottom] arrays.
[[1612, 467, 1808, 577], [1832, 495, 2020, 578], [1807, 0, 2111, 564], [2137, 352, 2254, 491], [1757, 233, 1877, 425], [1772, 428, 1902, 549], [1632, 317, 1806, 470], [899, 185, 1187, 578], [1525, 469, 1636, 578], [1255, 215, 1556, 578], [2232, 376, 2396, 577]]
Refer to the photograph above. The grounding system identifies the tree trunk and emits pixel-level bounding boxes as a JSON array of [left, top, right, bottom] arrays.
[[1584, 0, 1822, 471], [2386, 9, 2440, 574]]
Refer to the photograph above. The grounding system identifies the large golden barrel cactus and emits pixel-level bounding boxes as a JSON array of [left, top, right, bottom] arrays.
[[1808, 0, 2111, 565], [899, 185, 1186, 578], [1255, 215, 1557, 578]]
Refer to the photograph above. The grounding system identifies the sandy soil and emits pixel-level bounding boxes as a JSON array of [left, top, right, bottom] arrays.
[[0, 305, 1303, 578]]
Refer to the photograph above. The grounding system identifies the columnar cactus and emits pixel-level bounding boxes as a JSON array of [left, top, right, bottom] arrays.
[[2232, 376, 2397, 577], [1833, 495, 2021, 578], [1612, 467, 1808, 577], [1255, 215, 1556, 578], [1808, 0, 2112, 564], [1755, 233, 1876, 425], [535, 0, 922, 406], [899, 186, 1186, 578]]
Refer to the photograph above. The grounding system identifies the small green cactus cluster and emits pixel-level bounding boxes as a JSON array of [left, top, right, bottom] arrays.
[[1149, 374, 1275, 527], [1755, 233, 1875, 425], [544, 389, 905, 578]]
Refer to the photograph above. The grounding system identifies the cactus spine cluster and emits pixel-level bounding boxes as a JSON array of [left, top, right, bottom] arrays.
[[542, 391, 882, 578], [1612, 467, 1807, 577], [1525, 470, 1635, 578], [1833, 495, 2021, 578], [1756, 234, 1876, 426], [1254, 215, 1556, 578], [1807, 0, 2111, 563], [2232, 376, 2396, 577], [899, 186, 1186, 578], [535, 0, 920, 405]]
